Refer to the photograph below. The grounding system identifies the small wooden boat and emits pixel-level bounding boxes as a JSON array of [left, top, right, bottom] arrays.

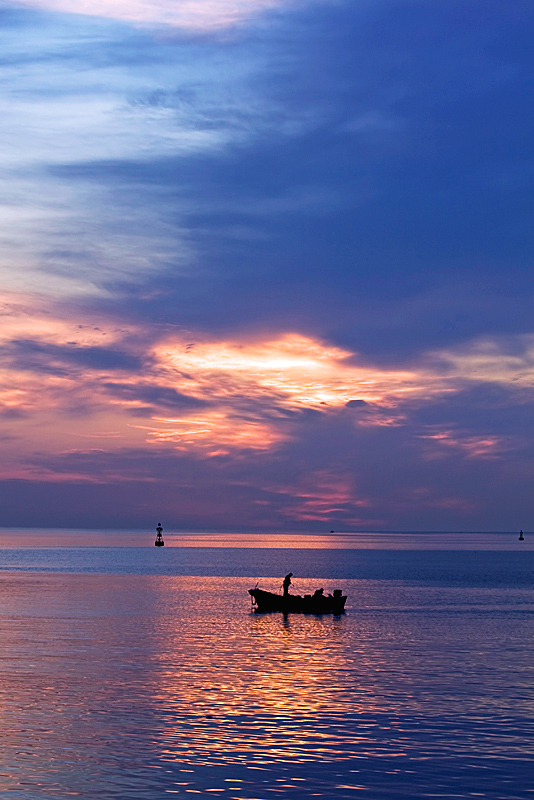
[[249, 586, 347, 615]]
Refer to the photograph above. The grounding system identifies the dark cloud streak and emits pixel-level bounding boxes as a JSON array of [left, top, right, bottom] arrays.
[[103, 381, 208, 408], [5, 339, 143, 372]]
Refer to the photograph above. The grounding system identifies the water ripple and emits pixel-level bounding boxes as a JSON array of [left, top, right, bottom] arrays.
[[0, 572, 533, 798]]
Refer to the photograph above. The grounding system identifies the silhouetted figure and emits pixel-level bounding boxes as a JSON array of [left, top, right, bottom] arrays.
[[313, 587, 324, 598], [519, 529, 525, 541], [283, 573, 292, 596], [155, 523, 164, 547]]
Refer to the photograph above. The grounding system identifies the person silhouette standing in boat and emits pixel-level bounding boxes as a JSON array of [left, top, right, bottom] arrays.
[[283, 573, 292, 597]]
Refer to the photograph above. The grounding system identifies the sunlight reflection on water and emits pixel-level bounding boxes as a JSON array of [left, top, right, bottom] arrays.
[[0, 571, 534, 798]]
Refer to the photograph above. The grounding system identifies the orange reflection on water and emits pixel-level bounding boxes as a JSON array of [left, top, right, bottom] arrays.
[[143, 577, 363, 767], [2, 571, 533, 798]]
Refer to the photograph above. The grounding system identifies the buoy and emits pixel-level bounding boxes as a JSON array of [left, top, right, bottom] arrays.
[[155, 522, 165, 547], [519, 529, 524, 541]]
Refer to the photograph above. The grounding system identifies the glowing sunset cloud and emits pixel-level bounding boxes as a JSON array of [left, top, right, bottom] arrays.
[[0, 307, 452, 481], [155, 334, 443, 407], [139, 333, 449, 450], [1, 289, 533, 499], [0, 295, 151, 479], [13, 0, 304, 30], [138, 411, 284, 452]]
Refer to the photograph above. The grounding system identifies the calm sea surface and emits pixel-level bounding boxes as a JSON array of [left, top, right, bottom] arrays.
[[0, 531, 533, 799]]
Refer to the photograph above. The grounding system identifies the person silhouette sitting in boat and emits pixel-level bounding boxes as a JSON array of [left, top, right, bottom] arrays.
[[283, 573, 293, 596], [313, 588, 324, 598]]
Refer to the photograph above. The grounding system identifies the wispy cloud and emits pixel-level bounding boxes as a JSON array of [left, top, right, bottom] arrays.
[[417, 429, 510, 460], [436, 336, 534, 388], [12, 0, 310, 30]]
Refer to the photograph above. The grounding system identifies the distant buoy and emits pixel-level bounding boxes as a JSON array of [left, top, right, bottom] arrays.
[[155, 522, 165, 547], [519, 529, 524, 541]]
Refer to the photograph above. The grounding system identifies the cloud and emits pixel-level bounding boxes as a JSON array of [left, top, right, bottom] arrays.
[[3, 288, 534, 469], [4, 0, 532, 334], [7, 339, 143, 372], [0, 303, 443, 476], [275, 470, 371, 524], [3, 318, 534, 530], [11, 0, 307, 31], [417, 429, 510, 461], [0, 3, 338, 299], [345, 399, 369, 409], [103, 381, 209, 408], [436, 335, 534, 387]]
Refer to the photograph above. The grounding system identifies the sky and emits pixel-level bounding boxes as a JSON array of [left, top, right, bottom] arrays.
[[1, 0, 534, 531]]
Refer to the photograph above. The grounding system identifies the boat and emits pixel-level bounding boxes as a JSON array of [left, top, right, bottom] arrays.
[[155, 523, 165, 547], [249, 586, 347, 614]]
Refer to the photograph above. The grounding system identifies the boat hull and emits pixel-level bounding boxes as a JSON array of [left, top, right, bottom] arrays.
[[249, 587, 346, 615]]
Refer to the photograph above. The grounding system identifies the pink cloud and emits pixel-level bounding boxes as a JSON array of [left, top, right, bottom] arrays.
[[418, 429, 510, 459]]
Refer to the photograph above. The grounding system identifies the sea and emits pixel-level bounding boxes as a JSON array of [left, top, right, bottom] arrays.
[[0, 529, 533, 800]]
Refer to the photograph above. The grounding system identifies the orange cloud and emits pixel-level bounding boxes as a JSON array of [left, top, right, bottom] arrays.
[[155, 333, 443, 403], [136, 333, 448, 450], [1, 292, 532, 484], [135, 412, 284, 452], [0, 300, 457, 475]]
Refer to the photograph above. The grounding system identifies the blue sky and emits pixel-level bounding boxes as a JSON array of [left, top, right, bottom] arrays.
[[1, 0, 534, 530]]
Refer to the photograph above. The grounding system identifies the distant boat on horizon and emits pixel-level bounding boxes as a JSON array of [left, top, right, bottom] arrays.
[[155, 523, 165, 547]]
